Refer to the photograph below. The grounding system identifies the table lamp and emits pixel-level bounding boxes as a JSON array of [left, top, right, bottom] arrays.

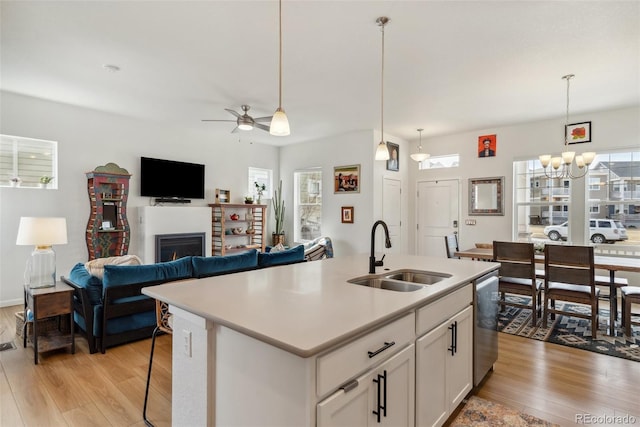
[[16, 217, 68, 288]]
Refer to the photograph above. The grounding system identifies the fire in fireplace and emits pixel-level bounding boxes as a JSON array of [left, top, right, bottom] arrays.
[[155, 232, 205, 262]]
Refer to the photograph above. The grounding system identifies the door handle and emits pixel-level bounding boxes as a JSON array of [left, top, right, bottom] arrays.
[[448, 321, 457, 355]]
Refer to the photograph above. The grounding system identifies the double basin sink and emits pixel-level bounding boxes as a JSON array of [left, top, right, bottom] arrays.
[[348, 269, 452, 292]]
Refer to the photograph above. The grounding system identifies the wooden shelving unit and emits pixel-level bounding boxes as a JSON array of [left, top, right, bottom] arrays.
[[210, 203, 266, 256], [85, 163, 131, 260]]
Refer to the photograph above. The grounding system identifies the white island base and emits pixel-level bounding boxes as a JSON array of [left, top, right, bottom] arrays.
[[143, 254, 499, 426]]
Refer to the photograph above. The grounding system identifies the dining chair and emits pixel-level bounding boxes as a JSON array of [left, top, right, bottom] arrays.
[[444, 234, 459, 259], [543, 245, 599, 337], [143, 298, 172, 427], [621, 286, 640, 337], [493, 241, 542, 326]]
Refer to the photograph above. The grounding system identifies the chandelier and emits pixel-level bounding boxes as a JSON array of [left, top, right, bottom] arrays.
[[374, 17, 390, 161], [410, 128, 429, 162], [538, 74, 595, 179]]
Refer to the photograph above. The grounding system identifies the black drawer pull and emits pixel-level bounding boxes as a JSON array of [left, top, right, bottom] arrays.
[[368, 341, 395, 358]]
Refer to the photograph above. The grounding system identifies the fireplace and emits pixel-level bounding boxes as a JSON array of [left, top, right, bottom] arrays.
[[155, 232, 206, 263]]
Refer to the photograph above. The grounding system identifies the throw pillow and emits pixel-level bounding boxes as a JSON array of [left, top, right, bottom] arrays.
[[85, 254, 142, 279]]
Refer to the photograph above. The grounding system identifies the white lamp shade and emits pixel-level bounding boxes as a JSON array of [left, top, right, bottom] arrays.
[[410, 152, 430, 162], [375, 141, 390, 160], [539, 155, 551, 167], [561, 151, 575, 164], [238, 123, 253, 131], [269, 108, 290, 136], [16, 217, 68, 246], [582, 152, 596, 165]]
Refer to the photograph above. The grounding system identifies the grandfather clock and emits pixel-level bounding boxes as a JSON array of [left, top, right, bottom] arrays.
[[85, 163, 131, 260]]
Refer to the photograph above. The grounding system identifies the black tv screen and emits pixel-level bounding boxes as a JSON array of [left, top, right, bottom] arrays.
[[140, 157, 205, 199]]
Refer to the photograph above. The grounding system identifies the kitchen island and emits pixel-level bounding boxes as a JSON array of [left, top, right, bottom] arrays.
[[143, 253, 499, 426]]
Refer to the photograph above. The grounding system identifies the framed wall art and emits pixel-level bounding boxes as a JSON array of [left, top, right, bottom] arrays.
[[478, 134, 497, 158], [566, 121, 591, 144], [341, 206, 354, 223], [386, 142, 399, 171], [334, 164, 360, 193]]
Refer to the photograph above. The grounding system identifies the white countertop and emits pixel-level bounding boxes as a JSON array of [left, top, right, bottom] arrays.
[[142, 254, 499, 357]]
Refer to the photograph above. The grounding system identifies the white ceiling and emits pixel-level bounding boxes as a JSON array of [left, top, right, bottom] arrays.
[[1, 1, 638, 147]]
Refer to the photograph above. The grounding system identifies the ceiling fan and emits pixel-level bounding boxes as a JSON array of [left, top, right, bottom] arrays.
[[202, 105, 272, 133]]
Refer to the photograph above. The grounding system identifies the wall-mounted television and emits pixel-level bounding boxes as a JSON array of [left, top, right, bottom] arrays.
[[140, 157, 205, 200]]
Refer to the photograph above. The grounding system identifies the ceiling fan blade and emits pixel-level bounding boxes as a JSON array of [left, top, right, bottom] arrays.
[[225, 108, 241, 118], [254, 116, 273, 123], [231, 126, 239, 133], [202, 119, 235, 122], [254, 123, 271, 132]]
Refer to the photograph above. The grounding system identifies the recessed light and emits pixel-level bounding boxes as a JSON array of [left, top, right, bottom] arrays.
[[103, 64, 120, 73]]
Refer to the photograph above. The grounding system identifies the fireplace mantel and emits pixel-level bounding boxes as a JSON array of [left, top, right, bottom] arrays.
[[138, 206, 212, 264]]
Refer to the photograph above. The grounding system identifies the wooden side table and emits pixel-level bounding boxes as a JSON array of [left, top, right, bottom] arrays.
[[23, 282, 75, 364]]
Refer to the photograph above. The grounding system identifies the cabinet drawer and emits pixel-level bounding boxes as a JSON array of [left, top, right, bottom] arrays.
[[317, 312, 415, 398], [34, 291, 72, 319], [416, 284, 472, 336]]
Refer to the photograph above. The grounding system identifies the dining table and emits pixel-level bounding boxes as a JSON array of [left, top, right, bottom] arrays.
[[454, 246, 640, 336]]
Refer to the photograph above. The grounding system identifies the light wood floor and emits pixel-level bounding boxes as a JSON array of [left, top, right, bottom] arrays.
[[1, 303, 639, 426]]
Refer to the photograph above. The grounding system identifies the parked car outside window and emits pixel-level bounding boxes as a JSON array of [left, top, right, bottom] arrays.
[[544, 219, 628, 244]]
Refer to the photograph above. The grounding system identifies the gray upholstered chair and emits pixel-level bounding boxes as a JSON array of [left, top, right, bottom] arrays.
[[444, 234, 459, 259]]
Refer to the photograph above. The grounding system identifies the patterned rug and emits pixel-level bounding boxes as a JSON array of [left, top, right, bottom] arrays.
[[499, 295, 640, 362], [450, 396, 559, 426]]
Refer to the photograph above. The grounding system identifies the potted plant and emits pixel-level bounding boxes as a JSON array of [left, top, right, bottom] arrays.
[[272, 180, 285, 246], [254, 181, 266, 204], [9, 176, 21, 187], [244, 196, 254, 204], [39, 176, 53, 188]]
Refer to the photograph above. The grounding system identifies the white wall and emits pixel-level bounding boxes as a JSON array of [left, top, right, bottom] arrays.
[[279, 130, 410, 257], [408, 106, 640, 252], [0, 91, 279, 306]]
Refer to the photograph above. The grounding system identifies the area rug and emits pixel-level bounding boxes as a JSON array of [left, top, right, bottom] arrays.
[[449, 396, 559, 426], [499, 296, 640, 362]]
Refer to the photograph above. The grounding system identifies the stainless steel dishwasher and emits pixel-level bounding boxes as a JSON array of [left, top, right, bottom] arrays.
[[473, 270, 499, 386]]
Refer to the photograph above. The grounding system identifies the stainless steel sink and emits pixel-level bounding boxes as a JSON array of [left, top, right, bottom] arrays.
[[347, 277, 423, 292], [384, 269, 452, 285]]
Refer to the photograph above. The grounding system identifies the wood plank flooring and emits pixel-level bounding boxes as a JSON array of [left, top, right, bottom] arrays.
[[2, 303, 639, 426]]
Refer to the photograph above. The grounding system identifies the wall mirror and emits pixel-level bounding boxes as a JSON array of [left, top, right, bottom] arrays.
[[469, 176, 504, 216]]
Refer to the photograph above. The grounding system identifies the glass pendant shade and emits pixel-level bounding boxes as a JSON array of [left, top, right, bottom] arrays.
[[375, 141, 390, 160], [16, 217, 67, 288], [270, 108, 290, 136], [410, 152, 429, 162]]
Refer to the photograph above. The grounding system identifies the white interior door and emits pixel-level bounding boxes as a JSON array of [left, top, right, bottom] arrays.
[[417, 179, 460, 257], [383, 177, 402, 253]]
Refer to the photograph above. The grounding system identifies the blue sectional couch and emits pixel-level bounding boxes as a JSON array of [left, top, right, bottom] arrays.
[[62, 246, 305, 353]]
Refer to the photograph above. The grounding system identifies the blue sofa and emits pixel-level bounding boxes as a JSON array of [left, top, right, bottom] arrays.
[[62, 246, 305, 353]]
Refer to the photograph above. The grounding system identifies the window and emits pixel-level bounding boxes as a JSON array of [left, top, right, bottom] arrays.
[[293, 169, 322, 242], [419, 154, 459, 170], [587, 152, 639, 240], [248, 167, 272, 200], [515, 149, 640, 249], [514, 159, 572, 241], [0, 134, 58, 188]]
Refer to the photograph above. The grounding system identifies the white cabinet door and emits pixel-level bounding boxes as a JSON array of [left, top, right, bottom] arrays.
[[415, 321, 449, 427], [416, 306, 474, 427], [446, 306, 473, 411], [378, 344, 415, 426], [318, 344, 415, 427]]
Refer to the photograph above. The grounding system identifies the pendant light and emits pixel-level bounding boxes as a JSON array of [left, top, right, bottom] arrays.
[[538, 74, 595, 179], [410, 128, 430, 162], [270, 0, 290, 136], [375, 17, 390, 160]]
